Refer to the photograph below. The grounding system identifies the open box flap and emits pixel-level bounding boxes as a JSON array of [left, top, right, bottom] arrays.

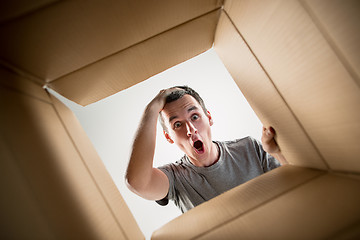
[[0, 0, 222, 105]]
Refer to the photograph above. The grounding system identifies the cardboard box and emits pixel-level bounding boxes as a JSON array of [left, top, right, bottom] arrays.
[[1, 0, 359, 239]]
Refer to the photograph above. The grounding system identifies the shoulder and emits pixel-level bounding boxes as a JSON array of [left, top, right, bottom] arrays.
[[216, 136, 262, 158], [219, 136, 258, 149]]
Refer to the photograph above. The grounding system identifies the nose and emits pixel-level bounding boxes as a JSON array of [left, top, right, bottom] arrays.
[[186, 121, 198, 137]]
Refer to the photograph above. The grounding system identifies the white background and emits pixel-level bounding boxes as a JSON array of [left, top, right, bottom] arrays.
[[52, 49, 263, 239]]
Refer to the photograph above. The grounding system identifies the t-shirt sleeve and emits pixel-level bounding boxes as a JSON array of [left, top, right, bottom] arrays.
[[249, 137, 281, 172], [156, 164, 176, 206]]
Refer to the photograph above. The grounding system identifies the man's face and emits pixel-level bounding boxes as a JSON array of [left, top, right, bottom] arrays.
[[161, 94, 214, 165]]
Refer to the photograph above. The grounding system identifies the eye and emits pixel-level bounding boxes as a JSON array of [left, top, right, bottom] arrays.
[[174, 121, 182, 129], [191, 114, 199, 121]]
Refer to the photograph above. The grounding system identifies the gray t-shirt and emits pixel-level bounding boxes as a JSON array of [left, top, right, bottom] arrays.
[[157, 136, 280, 213]]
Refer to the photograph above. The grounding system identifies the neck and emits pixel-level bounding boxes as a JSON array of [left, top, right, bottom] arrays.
[[190, 142, 220, 167], [208, 141, 220, 166]]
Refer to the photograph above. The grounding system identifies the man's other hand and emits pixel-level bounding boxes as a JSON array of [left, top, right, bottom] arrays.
[[261, 126, 280, 154], [261, 126, 288, 165]]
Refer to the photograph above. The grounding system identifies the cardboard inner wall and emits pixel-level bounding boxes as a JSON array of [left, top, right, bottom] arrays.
[[47, 9, 220, 105], [49, 94, 144, 239], [1, 0, 360, 239], [0, 0, 58, 23], [152, 166, 360, 239], [214, 13, 327, 170], [153, 0, 360, 238], [0, 0, 222, 105], [0, 69, 144, 239], [152, 166, 326, 239], [218, 0, 360, 173], [301, 0, 360, 86]]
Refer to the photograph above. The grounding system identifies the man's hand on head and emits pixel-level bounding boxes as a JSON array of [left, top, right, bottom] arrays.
[[126, 87, 177, 200], [147, 87, 184, 114]]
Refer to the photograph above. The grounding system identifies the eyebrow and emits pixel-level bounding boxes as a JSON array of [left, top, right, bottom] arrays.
[[188, 106, 198, 112], [168, 106, 199, 123]]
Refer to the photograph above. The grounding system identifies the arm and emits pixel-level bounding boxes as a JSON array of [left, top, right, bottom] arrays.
[[261, 126, 288, 165], [125, 89, 172, 200]]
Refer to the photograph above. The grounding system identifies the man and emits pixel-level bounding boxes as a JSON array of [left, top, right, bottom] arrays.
[[126, 86, 287, 213]]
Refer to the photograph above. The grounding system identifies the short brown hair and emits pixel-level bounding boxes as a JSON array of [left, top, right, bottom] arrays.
[[159, 86, 207, 132]]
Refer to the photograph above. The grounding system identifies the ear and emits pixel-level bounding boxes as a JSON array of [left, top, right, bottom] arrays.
[[163, 130, 174, 144], [207, 110, 213, 126]]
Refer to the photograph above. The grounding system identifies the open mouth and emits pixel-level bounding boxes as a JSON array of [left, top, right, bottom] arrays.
[[193, 140, 204, 154]]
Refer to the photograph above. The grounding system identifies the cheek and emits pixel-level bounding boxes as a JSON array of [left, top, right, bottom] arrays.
[[170, 129, 186, 142], [197, 120, 210, 131]]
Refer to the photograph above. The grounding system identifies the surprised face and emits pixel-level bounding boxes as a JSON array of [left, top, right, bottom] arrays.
[[161, 95, 217, 167]]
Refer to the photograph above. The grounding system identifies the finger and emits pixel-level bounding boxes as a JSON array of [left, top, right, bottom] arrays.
[[262, 126, 275, 139], [156, 89, 166, 97], [161, 88, 174, 94], [170, 87, 184, 91], [158, 88, 173, 98], [269, 126, 275, 134]]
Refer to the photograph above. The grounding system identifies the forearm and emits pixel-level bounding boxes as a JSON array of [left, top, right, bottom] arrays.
[[126, 88, 177, 199], [126, 105, 160, 192], [271, 152, 288, 165]]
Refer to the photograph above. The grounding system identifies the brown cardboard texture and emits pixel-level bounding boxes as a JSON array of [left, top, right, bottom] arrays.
[[0, 70, 143, 239], [1, 0, 359, 239]]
